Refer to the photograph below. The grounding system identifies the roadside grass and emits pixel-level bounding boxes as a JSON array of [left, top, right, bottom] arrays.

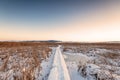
[[0, 42, 53, 80]]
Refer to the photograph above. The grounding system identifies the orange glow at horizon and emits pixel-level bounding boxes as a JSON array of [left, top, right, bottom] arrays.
[[0, 2, 120, 42]]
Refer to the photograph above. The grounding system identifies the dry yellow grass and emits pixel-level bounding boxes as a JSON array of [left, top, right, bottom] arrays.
[[100, 52, 120, 59], [0, 41, 120, 80], [0, 42, 53, 80]]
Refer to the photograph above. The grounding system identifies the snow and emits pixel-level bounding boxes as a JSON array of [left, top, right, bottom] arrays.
[[48, 46, 70, 80], [63, 47, 120, 80], [0, 45, 120, 80], [67, 62, 85, 80], [63, 53, 86, 80], [86, 64, 100, 75], [38, 47, 56, 80]]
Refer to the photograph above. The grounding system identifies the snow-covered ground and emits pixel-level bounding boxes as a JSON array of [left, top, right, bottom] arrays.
[[48, 46, 70, 80], [63, 53, 86, 80], [0, 44, 120, 80], [38, 47, 56, 80], [0, 46, 54, 80], [63, 47, 120, 80]]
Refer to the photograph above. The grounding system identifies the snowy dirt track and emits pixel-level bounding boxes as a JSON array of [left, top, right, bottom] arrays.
[[48, 46, 70, 80]]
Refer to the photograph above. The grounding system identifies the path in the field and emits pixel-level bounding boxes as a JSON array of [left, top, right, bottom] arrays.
[[48, 46, 70, 80]]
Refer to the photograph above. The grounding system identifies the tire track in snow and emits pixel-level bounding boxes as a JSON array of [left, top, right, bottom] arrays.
[[48, 46, 70, 80]]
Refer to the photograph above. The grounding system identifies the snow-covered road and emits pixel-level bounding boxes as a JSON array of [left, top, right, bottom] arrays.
[[48, 46, 70, 80]]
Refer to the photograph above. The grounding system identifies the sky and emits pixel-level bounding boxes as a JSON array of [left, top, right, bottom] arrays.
[[0, 0, 120, 42]]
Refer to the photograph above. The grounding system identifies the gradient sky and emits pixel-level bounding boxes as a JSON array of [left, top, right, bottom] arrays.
[[0, 0, 120, 42]]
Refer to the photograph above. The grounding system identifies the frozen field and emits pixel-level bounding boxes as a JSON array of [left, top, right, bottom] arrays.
[[0, 42, 120, 80], [62, 44, 120, 80]]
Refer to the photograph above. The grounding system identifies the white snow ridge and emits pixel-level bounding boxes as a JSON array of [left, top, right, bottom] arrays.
[[48, 46, 70, 80]]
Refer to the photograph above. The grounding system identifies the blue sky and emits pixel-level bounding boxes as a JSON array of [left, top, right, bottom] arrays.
[[1, 1, 105, 27], [0, 0, 120, 41]]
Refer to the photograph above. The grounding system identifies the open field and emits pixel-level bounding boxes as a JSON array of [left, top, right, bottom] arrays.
[[62, 42, 120, 80], [0, 42, 56, 80], [0, 41, 120, 80]]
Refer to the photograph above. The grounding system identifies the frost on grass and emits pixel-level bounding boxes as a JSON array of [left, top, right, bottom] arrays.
[[0, 44, 52, 80], [63, 44, 120, 80], [79, 50, 120, 80]]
